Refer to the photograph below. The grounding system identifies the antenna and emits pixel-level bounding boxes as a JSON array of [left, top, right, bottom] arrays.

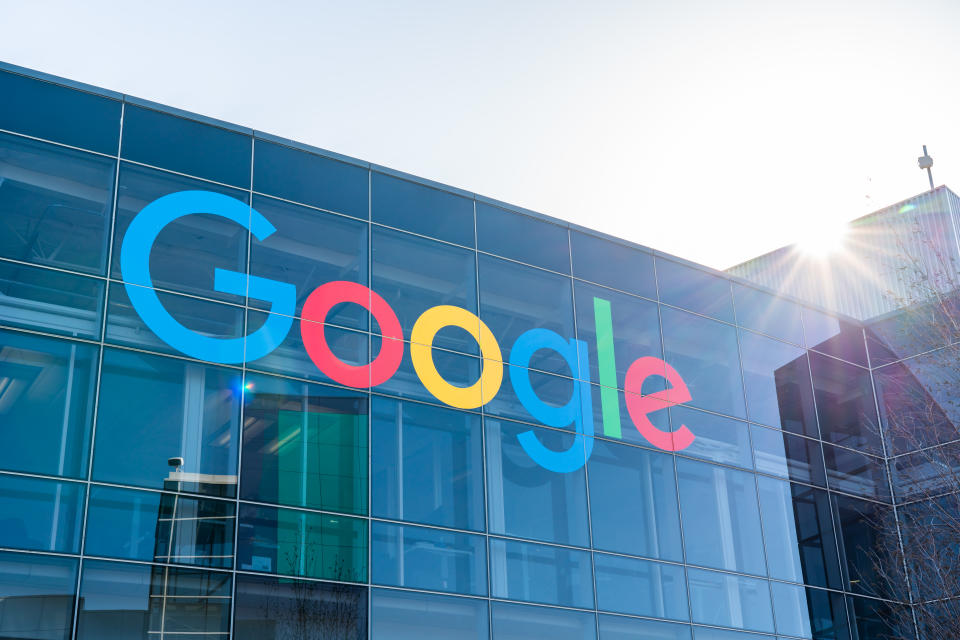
[[918, 145, 934, 190]]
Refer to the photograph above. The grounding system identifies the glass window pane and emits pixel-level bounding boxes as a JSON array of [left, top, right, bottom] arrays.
[[757, 477, 842, 589], [770, 581, 843, 639], [0, 261, 104, 338], [661, 307, 746, 419], [94, 348, 241, 497], [241, 372, 367, 514], [570, 231, 656, 299], [0, 133, 115, 274], [674, 406, 753, 469], [373, 226, 478, 354], [111, 163, 250, 303], [491, 602, 596, 640], [249, 194, 369, 328], [734, 285, 803, 345], [751, 426, 826, 487], [656, 259, 734, 323], [594, 552, 688, 620], [485, 419, 590, 547], [891, 442, 960, 502], [489, 538, 593, 608], [687, 568, 774, 633], [372, 172, 474, 246], [236, 502, 367, 582], [485, 364, 584, 430], [371, 397, 484, 531], [739, 331, 818, 436], [846, 595, 902, 640], [253, 140, 368, 219], [372, 589, 487, 640], [823, 444, 889, 501], [598, 615, 692, 640], [0, 329, 96, 478], [373, 522, 486, 596], [479, 254, 575, 376], [84, 485, 235, 568], [374, 337, 480, 406], [693, 628, 774, 640], [802, 308, 866, 366], [677, 458, 766, 575], [0, 473, 84, 554], [0, 550, 77, 640], [0, 70, 121, 154], [587, 437, 682, 561], [77, 560, 232, 640], [809, 353, 882, 454], [832, 494, 900, 599], [477, 202, 569, 273]]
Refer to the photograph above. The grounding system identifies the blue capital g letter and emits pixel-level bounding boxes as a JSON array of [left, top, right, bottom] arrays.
[[120, 190, 295, 364]]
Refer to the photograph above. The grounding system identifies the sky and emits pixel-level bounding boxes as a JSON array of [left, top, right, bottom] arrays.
[[1, 0, 958, 269]]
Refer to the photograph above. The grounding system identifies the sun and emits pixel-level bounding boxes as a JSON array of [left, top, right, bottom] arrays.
[[796, 216, 848, 257]]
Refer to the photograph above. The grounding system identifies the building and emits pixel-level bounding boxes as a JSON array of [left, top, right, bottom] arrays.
[[0, 61, 915, 640]]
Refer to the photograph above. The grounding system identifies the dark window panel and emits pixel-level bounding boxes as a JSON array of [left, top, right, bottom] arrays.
[[253, 140, 368, 219], [809, 353, 882, 455], [0, 329, 97, 478], [771, 582, 850, 640], [802, 308, 867, 365], [0, 133, 115, 274], [0, 261, 104, 339], [897, 495, 960, 605], [687, 568, 774, 633], [656, 259, 734, 323], [570, 231, 657, 299], [865, 296, 958, 367], [372, 172, 474, 246], [598, 615, 692, 640], [846, 595, 903, 640], [491, 601, 596, 640], [734, 284, 803, 345], [739, 331, 818, 436], [674, 405, 753, 470], [0, 70, 120, 154], [94, 348, 241, 496], [823, 444, 890, 502], [122, 105, 251, 187], [0, 474, 84, 554], [477, 202, 570, 273], [372, 589, 487, 640], [594, 552, 688, 621], [751, 425, 827, 487], [0, 551, 77, 640], [832, 493, 902, 599], [489, 538, 593, 609], [891, 441, 960, 502], [373, 522, 486, 596], [241, 371, 368, 515]]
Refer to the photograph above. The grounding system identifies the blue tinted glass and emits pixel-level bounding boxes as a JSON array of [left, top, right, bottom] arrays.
[[85, 485, 235, 567], [0, 70, 120, 153], [491, 602, 596, 640], [0, 133, 115, 274], [241, 372, 368, 514], [677, 458, 766, 575], [479, 254, 575, 376], [489, 538, 593, 608], [586, 381, 673, 447], [477, 202, 569, 273], [0, 550, 77, 640], [253, 140, 368, 219], [809, 353, 882, 454], [486, 419, 590, 547], [111, 163, 250, 303], [757, 477, 842, 589], [374, 337, 480, 405], [598, 615, 692, 640], [373, 227, 478, 353], [236, 502, 367, 582], [574, 280, 662, 386], [823, 444, 889, 501], [693, 629, 774, 640], [656, 259, 734, 322], [739, 331, 818, 436], [661, 307, 746, 419], [486, 364, 584, 430], [372, 172, 474, 246], [78, 560, 232, 640], [688, 568, 774, 633], [371, 397, 484, 531], [802, 308, 866, 365], [0, 329, 96, 478], [673, 406, 753, 469], [594, 553, 688, 620], [831, 494, 897, 598], [846, 594, 897, 640], [734, 285, 803, 345], [571, 231, 657, 298], [373, 522, 486, 596], [94, 348, 241, 496], [0, 474, 84, 553], [105, 284, 246, 356], [751, 426, 826, 486], [770, 582, 815, 639], [587, 437, 682, 561], [122, 105, 251, 187], [372, 589, 487, 640], [249, 194, 369, 328], [0, 261, 104, 339]]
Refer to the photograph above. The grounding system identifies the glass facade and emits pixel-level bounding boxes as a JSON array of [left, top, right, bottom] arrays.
[[0, 63, 910, 640]]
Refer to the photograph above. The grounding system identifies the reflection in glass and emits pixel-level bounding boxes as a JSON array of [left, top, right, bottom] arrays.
[[594, 552, 688, 620], [372, 172, 475, 246], [656, 259, 734, 322], [598, 615, 692, 640], [373, 522, 487, 596], [570, 230, 657, 299], [803, 308, 866, 366], [770, 581, 849, 639], [0, 473, 84, 554], [832, 494, 900, 599], [687, 568, 774, 633], [371, 397, 484, 531], [809, 353, 881, 454], [0, 550, 77, 640], [674, 406, 753, 469], [739, 330, 818, 435], [476, 202, 570, 273], [0, 260, 104, 338], [371, 588, 487, 640], [733, 284, 803, 345], [491, 601, 596, 640], [751, 426, 826, 486], [823, 444, 890, 501], [489, 538, 593, 608]]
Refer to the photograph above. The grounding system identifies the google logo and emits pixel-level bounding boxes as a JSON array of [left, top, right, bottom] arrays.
[[122, 191, 696, 473]]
